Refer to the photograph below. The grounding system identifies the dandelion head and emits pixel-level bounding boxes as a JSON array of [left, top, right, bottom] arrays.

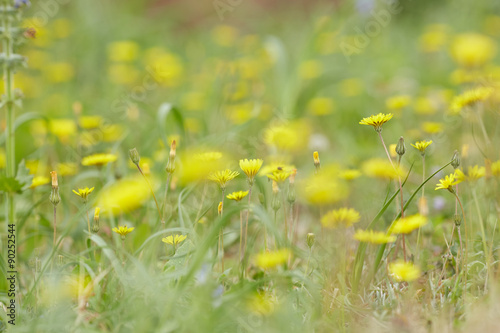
[[112, 225, 135, 240], [359, 113, 393, 132], [226, 190, 249, 202], [208, 169, 240, 190], [81, 153, 118, 166], [411, 140, 433, 155], [239, 158, 263, 185], [391, 214, 428, 235], [321, 208, 361, 228], [353, 230, 396, 244], [389, 260, 421, 282], [255, 249, 290, 270]]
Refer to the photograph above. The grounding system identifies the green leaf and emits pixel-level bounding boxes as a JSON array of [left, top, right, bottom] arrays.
[[16, 159, 33, 192], [0, 175, 23, 194]]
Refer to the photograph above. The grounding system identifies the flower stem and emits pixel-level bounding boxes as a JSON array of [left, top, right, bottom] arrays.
[[472, 187, 490, 283], [416, 154, 426, 254], [219, 189, 225, 273], [136, 165, 162, 221], [452, 190, 468, 300], [161, 173, 172, 226]]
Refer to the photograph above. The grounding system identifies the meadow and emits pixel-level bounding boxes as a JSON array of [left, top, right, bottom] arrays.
[[1, 0, 500, 331]]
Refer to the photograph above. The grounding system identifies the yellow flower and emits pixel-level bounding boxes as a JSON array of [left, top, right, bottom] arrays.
[[267, 170, 291, 183], [301, 170, 348, 205], [259, 163, 295, 177], [391, 214, 428, 234], [57, 162, 78, 176], [72, 187, 95, 202], [467, 165, 485, 181], [49, 119, 77, 142], [421, 122, 443, 134], [362, 158, 405, 180], [492, 160, 500, 177], [162, 234, 187, 246], [359, 113, 393, 132], [208, 169, 240, 190], [321, 208, 361, 228], [78, 116, 103, 129], [227, 190, 249, 202], [435, 173, 460, 191], [112, 225, 135, 239], [389, 260, 421, 282], [386, 95, 411, 110], [411, 140, 433, 154], [450, 33, 496, 68], [255, 249, 290, 269], [107, 41, 139, 62], [454, 168, 466, 183], [419, 24, 449, 53], [307, 97, 335, 116], [339, 169, 362, 181], [353, 230, 396, 244], [98, 176, 151, 214], [30, 176, 50, 189], [239, 159, 263, 185], [81, 153, 118, 166], [263, 121, 311, 152], [449, 87, 494, 113], [196, 151, 223, 162]]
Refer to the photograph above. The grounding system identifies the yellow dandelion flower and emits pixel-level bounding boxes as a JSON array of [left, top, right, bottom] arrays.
[[492, 160, 500, 177], [239, 158, 263, 185], [255, 249, 290, 269], [301, 170, 348, 205], [421, 122, 443, 134], [57, 162, 78, 177], [267, 170, 291, 183], [81, 153, 118, 166], [353, 230, 396, 244], [247, 292, 277, 315], [454, 168, 466, 183], [411, 140, 433, 155], [339, 169, 362, 181], [389, 260, 421, 282], [196, 151, 223, 162], [435, 173, 460, 191], [259, 163, 295, 177], [391, 214, 428, 235], [386, 95, 411, 110], [449, 87, 494, 113], [162, 234, 187, 246], [467, 165, 485, 181], [107, 40, 139, 62], [450, 33, 496, 68], [112, 225, 135, 239], [98, 176, 151, 214], [321, 208, 361, 228], [362, 158, 405, 180], [78, 116, 103, 129], [49, 119, 77, 141], [263, 121, 311, 152], [359, 113, 393, 132], [307, 97, 335, 116], [227, 190, 249, 202], [30, 176, 50, 189], [208, 169, 240, 190], [72, 187, 95, 201], [419, 24, 449, 53]]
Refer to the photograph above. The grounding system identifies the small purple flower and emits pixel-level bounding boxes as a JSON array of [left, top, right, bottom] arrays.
[[14, 0, 30, 8]]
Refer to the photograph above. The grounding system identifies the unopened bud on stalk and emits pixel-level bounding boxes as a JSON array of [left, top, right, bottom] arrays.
[[272, 181, 281, 212], [49, 171, 61, 206], [451, 150, 460, 169], [313, 151, 320, 172], [166, 140, 176, 174], [454, 214, 462, 227], [218, 201, 223, 216], [307, 233, 315, 248], [92, 207, 100, 234], [396, 136, 405, 157], [129, 148, 140, 165]]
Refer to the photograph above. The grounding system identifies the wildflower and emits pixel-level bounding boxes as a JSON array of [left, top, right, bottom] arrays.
[[386, 95, 411, 110], [359, 113, 393, 132], [321, 208, 361, 228], [239, 158, 263, 185], [255, 249, 290, 269], [208, 169, 240, 190], [218, 201, 223, 216], [78, 116, 102, 129], [313, 151, 320, 171], [389, 260, 421, 282], [353, 230, 396, 244], [391, 214, 428, 234], [31, 176, 50, 188], [451, 150, 460, 169], [396, 136, 406, 157], [411, 140, 433, 155], [454, 168, 466, 183], [450, 33, 496, 68], [421, 122, 443, 134], [196, 151, 223, 162], [226, 190, 249, 201], [449, 87, 494, 113], [467, 165, 486, 181], [307, 97, 335, 116], [267, 170, 291, 183], [339, 169, 362, 180], [301, 169, 348, 205], [98, 176, 151, 214], [81, 153, 118, 166], [435, 173, 460, 192], [492, 160, 500, 176], [162, 234, 187, 246], [72, 187, 95, 202], [49, 171, 61, 206], [129, 148, 140, 165], [107, 40, 139, 62], [112, 225, 135, 240], [362, 158, 405, 179], [57, 162, 78, 176], [263, 121, 311, 152], [307, 233, 315, 248], [165, 140, 176, 174]]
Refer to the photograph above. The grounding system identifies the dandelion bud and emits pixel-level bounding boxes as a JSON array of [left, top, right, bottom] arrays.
[[307, 233, 315, 248], [218, 201, 223, 216], [272, 195, 281, 212], [166, 140, 176, 174], [49, 187, 61, 206], [129, 148, 140, 165], [451, 150, 460, 169], [396, 136, 406, 157], [170, 140, 177, 159], [454, 214, 462, 226], [50, 171, 58, 188], [92, 207, 100, 234], [313, 151, 320, 172]]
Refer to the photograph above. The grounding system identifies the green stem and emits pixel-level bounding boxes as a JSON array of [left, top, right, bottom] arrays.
[[416, 154, 425, 254], [161, 173, 172, 226], [136, 165, 162, 221], [472, 187, 490, 276]]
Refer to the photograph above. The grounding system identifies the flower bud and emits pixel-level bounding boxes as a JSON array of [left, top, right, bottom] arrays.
[[166, 140, 176, 174], [454, 214, 462, 226], [287, 183, 296, 204], [313, 151, 320, 172], [307, 233, 315, 248], [129, 148, 140, 165], [218, 201, 223, 216], [49, 187, 61, 206], [50, 171, 58, 188], [396, 136, 405, 157], [451, 150, 460, 169], [92, 207, 100, 233]]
